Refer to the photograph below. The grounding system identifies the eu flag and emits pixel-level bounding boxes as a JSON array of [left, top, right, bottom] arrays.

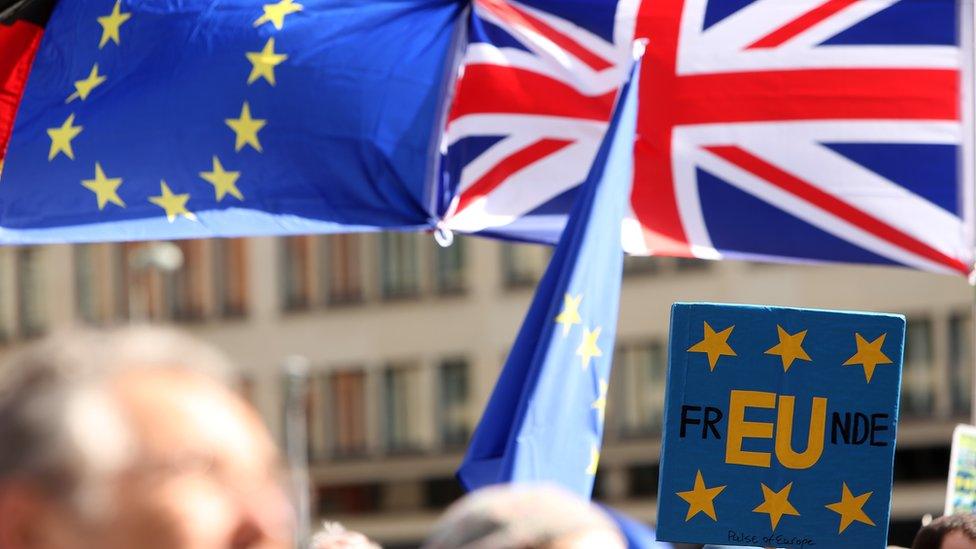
[[457, 58, 639, 497], [0, 0, 461, 243]]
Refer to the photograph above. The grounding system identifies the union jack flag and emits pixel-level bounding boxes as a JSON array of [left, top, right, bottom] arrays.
[[440, 0, 974, 276]]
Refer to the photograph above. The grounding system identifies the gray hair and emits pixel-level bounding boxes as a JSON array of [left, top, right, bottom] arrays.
[[311, 522, 382, 549], [422, 484, 622, 549], [0, 326, 235, 512]]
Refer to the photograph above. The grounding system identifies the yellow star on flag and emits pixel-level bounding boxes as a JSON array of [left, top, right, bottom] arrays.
[[199, 156, 243, 201], [47, 114, 83, 161], [555, 293, 582, 337], [254, 0, 303, 30], [97, 0, 131, 49], [688, 322, 736, 371], [765, 325, 812, 372], [591, 379, 608, 423], [149, 181, 196, 222], [225, 102, 266, 152], [825, 482, 875, 534], [246, 38, 288, 86], [753, 482, 800, 531], [676, 470, 726, 522], [843, 333, 892, 383], [585, 444, 600, 476], [81, 163, 125, 210], [576, 326, 602, 370], [66, 64, 107, 103]]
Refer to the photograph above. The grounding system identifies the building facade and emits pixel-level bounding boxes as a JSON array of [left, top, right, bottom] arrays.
[[0, 235, 970, 547]]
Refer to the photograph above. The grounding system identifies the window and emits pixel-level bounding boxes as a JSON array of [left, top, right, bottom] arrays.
[[330, 370, 368, 458], [439, 358, 470, 448], [16, 248, 45, 338], [902, 318, 935, 417], [383, 363, 424, 453], [623, 254, 659, 276], [611, 341, 666, 437], [167, 240, 207, 321], [213, 238, 248, 318], [0, 250, 15, 341], [949, 313, 971, 417], [321, 235, 363, 305], [379, 233, 420, 299], [75, 244, 101, 324], [501, 243, 550, 288], [280, 236, 314, 311], [434, 238, 466, 295], [675, 257, 708, 271]]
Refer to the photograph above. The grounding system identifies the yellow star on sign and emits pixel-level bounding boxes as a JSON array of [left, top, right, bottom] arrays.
[[47, 114, 83, 161], [66, 64, 106, 103], [688, 322, 736, 371], [246, 38, 288, 86], [591, 379, 608, 423], [765, 325, 811, 372], [199, 156, 243, 201], [149, 181, 196, 222], [97, 0, 131, 49], [753, 482, 800, 531], [225, 102, 266, 152], [253, 0, 303, 30], [585, 444, 600, 476], [676, 470, 726, 522], [576, 326, 602, 370], [825, 482, 875, 534], [555, 293, 582, 337], [81, 163, 125, 210], [843, 333, 892, 383]]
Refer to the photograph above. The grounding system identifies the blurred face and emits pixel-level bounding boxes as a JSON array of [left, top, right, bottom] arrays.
[[7, 369, 294, 549]]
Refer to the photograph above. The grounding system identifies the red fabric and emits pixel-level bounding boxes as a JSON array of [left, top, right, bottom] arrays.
[[0, 20, 43, 165]]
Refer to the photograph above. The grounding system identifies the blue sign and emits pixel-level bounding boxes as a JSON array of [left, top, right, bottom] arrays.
[[657, 303, 904, 548]]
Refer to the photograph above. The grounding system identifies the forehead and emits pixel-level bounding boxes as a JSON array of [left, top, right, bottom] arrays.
[[108, 369, 275, 465], [942, 530, 976, 549]]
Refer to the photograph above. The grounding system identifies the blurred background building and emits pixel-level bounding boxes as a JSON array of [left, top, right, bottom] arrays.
[[0, 235, 969, 547]]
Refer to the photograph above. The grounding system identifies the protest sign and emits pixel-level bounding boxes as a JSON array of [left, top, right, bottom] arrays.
[[945, 424, 976, 515], [657, 303, 904, 548]]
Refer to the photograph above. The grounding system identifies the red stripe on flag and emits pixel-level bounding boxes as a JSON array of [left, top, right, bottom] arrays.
[[748, 0, 860, 49], [454, 138, 575, 216], [0, 20, 44, 165], [672, 68, 959, 124], [477, 0, 614, 72], [631, 0, 694, 257], [705, 145, 970, 274], [447, 65, 616, 123]]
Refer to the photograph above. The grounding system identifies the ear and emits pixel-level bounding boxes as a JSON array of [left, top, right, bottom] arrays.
[[0, 482, 54, 549]]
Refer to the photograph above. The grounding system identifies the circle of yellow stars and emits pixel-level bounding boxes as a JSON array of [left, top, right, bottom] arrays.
[[47, 0, 304, 222], [553, 292, 609, 478], [686, 321, 893, 383], [678, 319, 894, 535], [675, 471, 876, 535]]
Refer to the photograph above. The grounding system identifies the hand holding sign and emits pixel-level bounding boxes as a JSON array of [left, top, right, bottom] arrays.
[[657, 303, 904, 548]]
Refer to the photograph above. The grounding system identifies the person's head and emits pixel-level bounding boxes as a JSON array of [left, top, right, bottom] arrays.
[[0, 327, 293, 549], [422, 484, 625, 549], [310, 522, 380, 549], [912, 514, 976, 549]]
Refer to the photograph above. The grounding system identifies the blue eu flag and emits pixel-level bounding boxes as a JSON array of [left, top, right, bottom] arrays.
[[0, 0, 461, 243], [457, 59, 640, 498]]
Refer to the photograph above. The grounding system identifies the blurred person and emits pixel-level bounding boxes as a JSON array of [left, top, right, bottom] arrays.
[[0, 327, 293, 549], [310, 522, 380, 549], [422, 484, 625, 549], [913, 514, 976, 549]]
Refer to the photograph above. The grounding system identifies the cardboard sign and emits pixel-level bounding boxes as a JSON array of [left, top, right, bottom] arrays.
[[657, 303, 904, 548], [945, 424, 976, 515]]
